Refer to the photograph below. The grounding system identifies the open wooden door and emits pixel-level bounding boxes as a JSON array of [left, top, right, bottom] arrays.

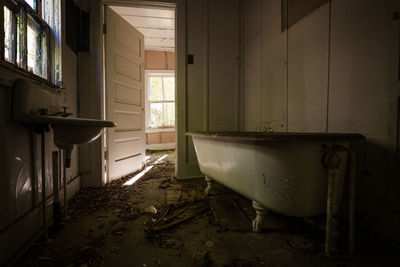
[[105, 6, 145, 181]]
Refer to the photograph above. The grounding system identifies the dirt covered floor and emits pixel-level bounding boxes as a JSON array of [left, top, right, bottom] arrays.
[[16, 150, 400, 267]]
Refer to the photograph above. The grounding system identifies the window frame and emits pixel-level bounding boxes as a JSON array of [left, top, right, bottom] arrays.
[[0, 0, 61, 88], [145, 70, 175, 129]]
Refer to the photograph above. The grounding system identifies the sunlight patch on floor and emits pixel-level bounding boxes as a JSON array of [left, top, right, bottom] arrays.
[[123, 166, 153, 186], [154, 154, 168, 164], [145, 155, 151, 163]]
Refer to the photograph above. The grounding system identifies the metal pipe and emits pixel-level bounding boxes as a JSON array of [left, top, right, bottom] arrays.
[[52, 151, 61, 229], [333, 145, 357, 254], [63, 149, 68, 217], [31, 131, 38, 207], [41, 131, 47, 239], [325, 149, 340, 258], [348, 149, 356, 254]]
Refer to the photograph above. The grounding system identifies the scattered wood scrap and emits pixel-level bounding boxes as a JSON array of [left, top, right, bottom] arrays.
[[144, 201, 209, 233]]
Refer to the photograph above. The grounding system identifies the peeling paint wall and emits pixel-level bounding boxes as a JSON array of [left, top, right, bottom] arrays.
[[244, 0, 400, 242]]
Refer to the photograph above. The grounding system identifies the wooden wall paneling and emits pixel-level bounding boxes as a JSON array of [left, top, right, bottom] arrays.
[[328, 0, 397, 206], [244, 0, 262, 131], [287, 4, 329, 132], [208, 0, 239, 131], [260, 0, 287, 132], [186, 0, 206, 164]]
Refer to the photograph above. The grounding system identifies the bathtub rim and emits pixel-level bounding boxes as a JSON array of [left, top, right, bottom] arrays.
[[186, 131, 365, 144]]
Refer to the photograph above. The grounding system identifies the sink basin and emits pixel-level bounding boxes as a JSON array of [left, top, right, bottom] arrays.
[[14, 114, 116, 145]]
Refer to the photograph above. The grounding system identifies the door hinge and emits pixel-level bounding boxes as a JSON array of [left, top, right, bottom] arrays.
[[103, 24, 107, 34], [104, 151, 108, 160]]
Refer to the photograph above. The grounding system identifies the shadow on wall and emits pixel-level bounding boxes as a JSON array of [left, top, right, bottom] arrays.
[[0, 85, 34, 227], [351, 139, 400, 241]]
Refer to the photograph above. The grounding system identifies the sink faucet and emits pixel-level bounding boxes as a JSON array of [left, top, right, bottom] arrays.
[[49, 106, 73, 117], [61, 107, 73, 117]]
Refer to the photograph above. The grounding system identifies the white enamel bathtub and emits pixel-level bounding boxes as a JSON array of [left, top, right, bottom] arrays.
[[188, 132, 363, 214], [188, 132, 364, 255]]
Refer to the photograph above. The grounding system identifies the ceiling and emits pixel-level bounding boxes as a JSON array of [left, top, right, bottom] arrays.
[[110, 6, 175, 52]]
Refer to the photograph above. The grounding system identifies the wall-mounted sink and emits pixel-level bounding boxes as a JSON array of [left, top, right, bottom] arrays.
[[12, 79, 116, 239], [12, 79, 116, 148], [14, 114, 116, 146]]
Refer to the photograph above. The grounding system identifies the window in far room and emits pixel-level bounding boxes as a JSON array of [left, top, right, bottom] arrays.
[[147, 71, 175, 128]]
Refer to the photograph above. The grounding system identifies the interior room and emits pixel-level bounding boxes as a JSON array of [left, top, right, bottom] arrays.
[[1, 0, 400, 266]]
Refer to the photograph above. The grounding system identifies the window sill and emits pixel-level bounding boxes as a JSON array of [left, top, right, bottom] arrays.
[[146, 127, 175, 133], [0, 60, 61, 90]]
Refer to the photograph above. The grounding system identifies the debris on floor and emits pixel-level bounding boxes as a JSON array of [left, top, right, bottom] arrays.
[[16, 150, 400, 267], [144, 205, 158, 214], [210, 195, 252, 232], [144, 200, 209, 233], [165, 183, 206, 205], [193, 250, 209, 266], [287, 236, 317, 253]]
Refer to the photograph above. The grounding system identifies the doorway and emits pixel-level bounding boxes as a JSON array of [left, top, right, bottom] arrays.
[[104, 3, 176, 183]]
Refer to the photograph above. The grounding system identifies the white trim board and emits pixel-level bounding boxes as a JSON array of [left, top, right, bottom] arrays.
[[146, 127, 175, 133], [146, 142, 175, 150]]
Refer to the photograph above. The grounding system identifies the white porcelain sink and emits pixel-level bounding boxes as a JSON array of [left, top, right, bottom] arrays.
[[14, 114, 116, 146]]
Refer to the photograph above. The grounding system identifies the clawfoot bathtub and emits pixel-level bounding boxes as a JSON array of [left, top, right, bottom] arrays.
[[187, 131, 364, 256]]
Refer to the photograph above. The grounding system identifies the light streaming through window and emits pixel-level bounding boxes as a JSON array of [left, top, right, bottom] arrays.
[[27, 15, 47, 78], [149, 75, 175, 127], [42, 0, 62, 85], [4, 7, 13, 63], [2, 0, 61, 85]]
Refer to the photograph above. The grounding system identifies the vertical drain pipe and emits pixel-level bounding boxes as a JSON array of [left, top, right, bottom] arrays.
[[52, 151, 61, 229], [63, 149, 68, 217], [324, 145, 358, 256], [325, 148, 341, 258], [348, 149, 356, 254], [41, 131, 47, 239]]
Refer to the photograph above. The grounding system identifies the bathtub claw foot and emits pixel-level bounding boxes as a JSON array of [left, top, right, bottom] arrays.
[[252, 201, 267, 232], [204, 176, 217, 196]]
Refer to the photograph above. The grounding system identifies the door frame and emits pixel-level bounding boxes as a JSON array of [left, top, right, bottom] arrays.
[[100, 0, 185, 182]]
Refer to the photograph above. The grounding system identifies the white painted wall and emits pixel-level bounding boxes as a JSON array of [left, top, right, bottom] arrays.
[[245, 0, 288, 132], [0, 1, 82, 264], [78, 1, 105, 187], [0, 49, 80, 267], [176, 0, 241, 179], [244, 0, 400, 242], [81, 0, 400, 246], [287, 3, 329, 132]]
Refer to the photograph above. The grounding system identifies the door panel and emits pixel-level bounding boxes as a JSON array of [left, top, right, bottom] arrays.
[[106, 7, 145, 181]]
